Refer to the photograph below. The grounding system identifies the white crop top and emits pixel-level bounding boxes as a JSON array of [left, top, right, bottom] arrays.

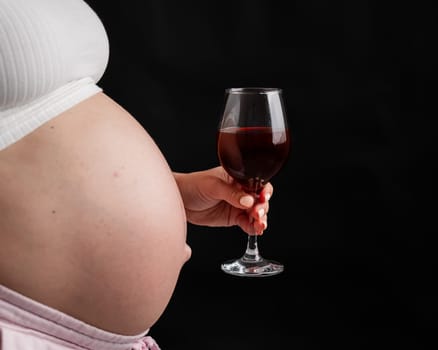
[[0, 0, 109, 150]]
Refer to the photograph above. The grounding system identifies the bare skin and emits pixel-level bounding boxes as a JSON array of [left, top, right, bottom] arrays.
[[0, 92, 272, 335], [0, 93, 190, 335]]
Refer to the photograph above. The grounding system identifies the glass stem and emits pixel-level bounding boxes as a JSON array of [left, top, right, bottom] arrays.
[[242, 234, 262, 262]]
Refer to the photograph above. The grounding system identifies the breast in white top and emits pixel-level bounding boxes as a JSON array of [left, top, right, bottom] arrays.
[[0, 0, 109, 149]]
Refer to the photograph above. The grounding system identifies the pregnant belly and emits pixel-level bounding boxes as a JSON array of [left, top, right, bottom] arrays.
[[0, 93, 190, 335]]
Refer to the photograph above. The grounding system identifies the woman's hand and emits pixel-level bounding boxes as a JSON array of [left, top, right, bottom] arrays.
[[173, 166, 273, 235]]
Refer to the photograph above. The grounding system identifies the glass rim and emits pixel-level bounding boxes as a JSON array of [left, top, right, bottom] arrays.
[[225, 87, 282, 95]]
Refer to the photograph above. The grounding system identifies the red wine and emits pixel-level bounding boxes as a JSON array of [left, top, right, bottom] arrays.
[[217, 126, 290, 193]]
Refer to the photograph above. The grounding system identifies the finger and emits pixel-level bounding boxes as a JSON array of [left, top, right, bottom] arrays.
[[235, 213, 258, 235], [253, 215, 268, 235], [209, 178, 256, 209], [252, 202, 270, 222], [239, 194, 255, 208], [235, 211, 268, 236], [259, 183, 273, 203], [215, 167, 272, 208]]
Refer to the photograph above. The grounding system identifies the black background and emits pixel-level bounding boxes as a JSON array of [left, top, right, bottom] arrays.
[[85, 1, 436, 348]]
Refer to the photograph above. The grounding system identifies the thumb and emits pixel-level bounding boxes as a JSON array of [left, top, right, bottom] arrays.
[[210, 179, 255, 209]]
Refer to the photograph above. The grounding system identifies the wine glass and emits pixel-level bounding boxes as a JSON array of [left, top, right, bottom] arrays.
[[217, 87, 290, 277]]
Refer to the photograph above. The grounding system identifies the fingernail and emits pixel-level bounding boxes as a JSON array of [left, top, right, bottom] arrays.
[[258, 208, 265, 218], [239, 195, 254, 207], [258, 221, 267, 235], [265, 193, 271, 201]]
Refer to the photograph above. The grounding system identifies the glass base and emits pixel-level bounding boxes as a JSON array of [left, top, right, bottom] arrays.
[[221, 256, 284, 277]]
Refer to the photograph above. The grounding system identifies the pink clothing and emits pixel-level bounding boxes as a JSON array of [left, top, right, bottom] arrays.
[[0, 285, 160, 350]]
